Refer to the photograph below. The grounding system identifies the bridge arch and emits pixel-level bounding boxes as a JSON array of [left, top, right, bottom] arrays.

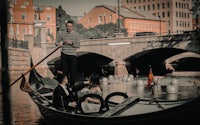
[[78, 50, 112, 59], [164, 51, 200, 71], [164, 51, 200, 64], [77, 52, 113, 77], [124, 48, 188, 75]]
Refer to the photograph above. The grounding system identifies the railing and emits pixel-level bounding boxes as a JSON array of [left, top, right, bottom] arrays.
[[8, 39, 28, 49]]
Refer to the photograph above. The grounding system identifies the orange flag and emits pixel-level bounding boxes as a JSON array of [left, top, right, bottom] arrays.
[[146, 66, 154, 90]]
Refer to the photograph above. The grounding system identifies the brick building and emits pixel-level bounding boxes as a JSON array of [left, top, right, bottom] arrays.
[[121, 0, 193, 34], [78, 5, 166, 37], [8, 0, 56, 42]]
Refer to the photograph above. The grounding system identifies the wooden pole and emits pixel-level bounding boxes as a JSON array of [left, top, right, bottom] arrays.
[[0, 0, 12, 124], [0, 46, 61, 95]]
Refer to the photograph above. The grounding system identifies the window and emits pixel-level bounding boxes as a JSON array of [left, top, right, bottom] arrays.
[[148, 5, 150, 10], [157, 4, 160, 9], [186, 3, 189, 9], [47, 14, 51, 21], [167, 2, 170, 8], [143, 5, 146, 10], [168, 21, 170, 27], [127, 0, 129, 4], [167, 11, 170, 17], [104, 14, 106, 24], [152, 4, 155, 10], [110, 15, 112, 21], [162, 3, 165, 9], [88, 18, 91, 23], [22, 27, 26, 34], [34, 14, 38, 20], [187, 13, 190, 18], [184, 3, 186, 9], [98, 16, 102, 24], [162, 12, 165, 17], [21, 13, 26, 20]]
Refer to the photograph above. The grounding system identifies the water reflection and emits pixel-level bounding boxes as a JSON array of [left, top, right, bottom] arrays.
[[0, 77, 42, 125], [101, 75, 200, 101], [166, 94, 178, 100]]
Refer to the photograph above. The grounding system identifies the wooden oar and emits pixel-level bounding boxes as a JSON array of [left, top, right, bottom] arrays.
[[20, 74, 52, 105], [0, 46, 61, 95]]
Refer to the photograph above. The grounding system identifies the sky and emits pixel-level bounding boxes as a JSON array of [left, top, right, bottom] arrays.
[[33, 0, 118, 16]]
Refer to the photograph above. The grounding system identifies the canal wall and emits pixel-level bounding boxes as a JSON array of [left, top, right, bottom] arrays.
[[0, 47, 30, 79]]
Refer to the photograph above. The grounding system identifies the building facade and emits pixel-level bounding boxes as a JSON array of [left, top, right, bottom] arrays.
[[121, 0, 193, 34], [78, 5, 166, 37], [8, 0, 56, 42]]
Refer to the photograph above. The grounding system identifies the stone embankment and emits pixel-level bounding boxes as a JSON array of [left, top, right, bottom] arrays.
[[0, 47, 30, 79]]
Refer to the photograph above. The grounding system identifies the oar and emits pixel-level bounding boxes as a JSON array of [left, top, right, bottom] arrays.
[[0, 46, 61, 95], [20, 74, 52, 105]]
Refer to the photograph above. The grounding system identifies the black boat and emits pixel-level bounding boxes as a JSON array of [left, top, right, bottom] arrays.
[[20, 64, 200, 125]]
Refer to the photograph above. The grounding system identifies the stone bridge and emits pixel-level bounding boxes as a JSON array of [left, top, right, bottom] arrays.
[[46, 32, 200, 62], [31, 32, 200, 77]]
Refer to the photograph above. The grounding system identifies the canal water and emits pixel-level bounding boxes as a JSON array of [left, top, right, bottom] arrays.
[[0, 76, 48, 125], [0, 74, 200, 125]]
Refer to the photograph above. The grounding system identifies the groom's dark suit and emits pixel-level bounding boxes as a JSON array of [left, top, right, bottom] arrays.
[[52, 83, 87, 111]]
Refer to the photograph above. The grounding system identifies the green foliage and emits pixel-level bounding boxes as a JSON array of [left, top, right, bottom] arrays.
[[191, 1, 200, 14], [74, 22, 128, 39]]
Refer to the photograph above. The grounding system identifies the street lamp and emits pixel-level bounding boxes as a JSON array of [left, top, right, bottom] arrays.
[[118, 0, 121, 33], [8, 0, 16, 39], [104, 13, 106, 34], [158, 13, 161, 36]]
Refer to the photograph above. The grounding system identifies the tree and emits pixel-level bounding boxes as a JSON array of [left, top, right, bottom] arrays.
[[191, 1, 200, 15], [56, 5, 72, 32], [191, 1, 200, 29]]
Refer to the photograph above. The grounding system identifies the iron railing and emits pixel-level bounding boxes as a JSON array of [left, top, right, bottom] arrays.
[[8, 39, 28, 49]]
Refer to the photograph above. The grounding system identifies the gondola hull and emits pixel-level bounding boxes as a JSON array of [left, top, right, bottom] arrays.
[[24, 68, 200, 125], [33, 96, 200, 124]]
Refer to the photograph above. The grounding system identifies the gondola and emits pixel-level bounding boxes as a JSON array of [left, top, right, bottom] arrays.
[[20, 64, 200, 125]]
